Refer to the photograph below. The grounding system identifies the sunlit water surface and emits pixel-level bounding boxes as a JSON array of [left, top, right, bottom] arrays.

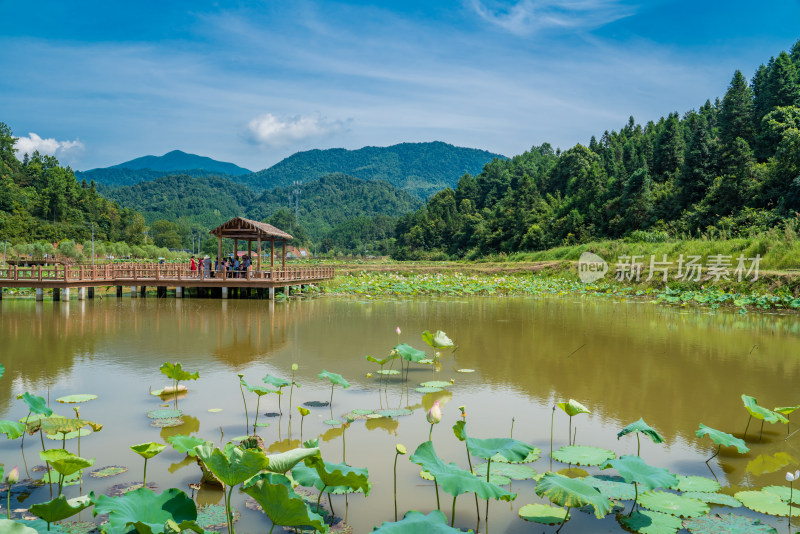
[[2, 295, 800, 532]]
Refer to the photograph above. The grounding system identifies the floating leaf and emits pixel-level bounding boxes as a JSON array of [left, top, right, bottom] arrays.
[[106, 482, 158, 497], [196, 504, 239, 530], [375, 409, 413, 418], [93, 487, 197, 534], [472, 462, 536, 480], [40, 449, 95, 477], [324, 419, 342, 426], [150, 418, 184, 428], [45, 429, 91, 441], [130, 442, 166, 460], [88, 466, 128, 479], [420, 381, 452, 388], [518, 503, 570, 525], [167, 435, 207, 457], [456, 369, 475, 373], [17, 393, 53, 416], [422, 330, 454, 348], [682, 492, 741, 508], [371, 510, 463, 533], [534, 473, 611, 519], [303, 401, 329, 408], [55, 395, 97, 404], [638, 490, 710, 518], [377, 370, 400, 376], [683, 513, 777, 533], [696, 424, 749, 453], [553, 445, 615, 467], [29, 494, 94, 524], [351, 409, 374, 415], [415, 387, 442, 394], [491, 448, 540, 464], [584, 475, 637, 500], [618, 418, 664, 444], [671, 475, 720, 493], [317, 370, 350, 389], [736, 490, 800, 516], [159, 362, 199, 383], [761, 485, 800, 505], [618, 509, 683, 534], [0, 420, 27, 439], [393, 343, 426, 363], [557, 399, 590, 417], [147, 409, 183, 420]]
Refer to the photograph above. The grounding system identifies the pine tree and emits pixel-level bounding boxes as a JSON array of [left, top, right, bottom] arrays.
[[679, 115, 717, 208], [718, 70, 755, 149], [766, 52, 800, 109]]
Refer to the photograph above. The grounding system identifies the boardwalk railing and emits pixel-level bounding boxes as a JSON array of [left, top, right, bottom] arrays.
[[0, 264, 335, 285]]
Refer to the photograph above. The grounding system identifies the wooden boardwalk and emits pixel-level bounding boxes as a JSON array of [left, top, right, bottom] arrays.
[[0, 263, 335, 300]]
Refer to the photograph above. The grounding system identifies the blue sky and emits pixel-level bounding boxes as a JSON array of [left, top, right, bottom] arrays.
[[1, 1, 799, 171]]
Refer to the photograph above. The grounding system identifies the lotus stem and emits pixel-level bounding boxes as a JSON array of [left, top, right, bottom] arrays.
[[706, 444, 721, 464], [394, 450, 400, 521], [790, 481, 794, 527], [300, 415, 305, 441], [39, 430, 52, 498], [330, 384, 335, 407], [628, 481, 639, 516], [760, 420, 765, 441], [328, 492, 335, 518], [143, 458, 148, 486], [316, 484, 327, 515], [451, 494, 458, 527], [510, 417, 514, 439], [568, 415, 573, 446], [555, 507, 570, 533], [461, 433, 481, 531], [342, 425, 347, 463], [744, 415, 752, 441], [227, 485, 235, 534], [485, 457, 492, 533], [550, 405, 555, 471], [6, 486, 11, 519], [254, 396, 261, 435], [429, 424, 434, 441], [636, 433, 640, 457], [21, 411, 31, 449], [278, 387, 283, 415], [434, 476, 441, 511], [239, 380, 249, 434], [269, 523, 275, 534]]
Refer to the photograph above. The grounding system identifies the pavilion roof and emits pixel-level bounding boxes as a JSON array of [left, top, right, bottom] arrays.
[[209, 217, 293, 241]]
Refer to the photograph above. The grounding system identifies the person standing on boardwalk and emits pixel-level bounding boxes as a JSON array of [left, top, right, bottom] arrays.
[[190, 256, 197, 274], [203, 255, 211, 279]]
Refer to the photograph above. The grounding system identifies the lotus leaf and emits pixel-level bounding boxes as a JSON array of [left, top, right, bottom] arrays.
[[584, 475, 637, 500], [265, 447, 320, 474], [0, 420, 26, 439], [377, 370, 400, 376], [682, 513, 777, 533], [376, 409, 413, 418], [352, 409, 374, 415], [557, 399, 590, 417], [93, 487, 198, 534], [415, 387, 442, 394], [317, 370, 350, 389], [0, 519, 38, 534], [159, 363, 199, 383], [18, 393, 53, 416], [194, 442, 269, 487], [618, 509, 683, 534], [130, 442, 166, 460], [518, 503, 570, 525], [420, 381, 452, 388], [774, 405, 800, 416], [491, 448, 541, 464], [195, 504, 239, 530], [682, 492, 742, 508], [297, 406, 310, 417], [419, 469, 435, 481], [29, 494, 94, 525], [603, 455, 677, 492], [747, 453, 797, 476], [671, 475, 720, 493], [472, 462, 536, 480], [106, 482, 158, 498], [39, 449, 95, 477], [150, 418, 183, 428], [147, 409, 182, 420], [242, 380, 278, 396], [324, 419, 342, 426], [456, 369, 475, 373], [553, 445, 615, 467], [303, 401, 329, 408], [41, 471, 81, 486], [422, 330, 454, 348], [88, 466, 127, 479], [19, 413, 48, 425], [261, 374, 290, 389], [696, 424, 750, 453], [366, 355, 398, 366], [761, 485, 800, 505], [167, 435, 207, 457], [741, 395, 787, 424], [534, 473, 612, 519], [419, 359, 435, 365], [371, 510, 464, 533], [393, 343, 426, 363], [638, 490, 710, 518], [618, 418, 664, 444], [45, 429, 91, 441], [291, 465, 366, 495], [55, 395, 97, 404], [734, 490, 798, 516], [242, 475, 328, 533], [303, 455, 370, 495], [466, 437, 534, 462]]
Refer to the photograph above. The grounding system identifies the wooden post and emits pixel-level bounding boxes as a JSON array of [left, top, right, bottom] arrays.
[[270, 239, 275, 271], [234, 239, 238, 262], [257, 237, 262, 271], [217, 234, 222, 263], [281, 240, 285, 271]]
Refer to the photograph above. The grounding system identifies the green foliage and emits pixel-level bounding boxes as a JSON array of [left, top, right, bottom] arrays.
[[39, 449, 95, 477], [518, 503, 570, 525], [696, 424, 750, 453], [603, 455, 677, 491], [393, 343, 427, 363], [317, 370, 350, 389], [159, 363, 199, 383], [303, 455, 370, 495], [552, 445, 615, 466], [618, 509, 683, 534], [241, 474, 328, 533], [0, 420, 26, 439], [557, 399, 590, 417], [167, 435, 208, 457], [193, 441, 269, 487], [29, 494, 94, 525], [0, 520, 38, 534], [264, 447, 320, 475], [93, 488, 199, 534], [371, 510, 465, 533], [534, 473, 612, 518], [618, 418, 664, 444], [683, 513, 777, 534], [130, 443, 166, 460]]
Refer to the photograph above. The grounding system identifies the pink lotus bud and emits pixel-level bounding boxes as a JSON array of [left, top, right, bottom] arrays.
[[426, 401, 442, 425], [6, 466, 18, 485], [395, 326, 401, 336]]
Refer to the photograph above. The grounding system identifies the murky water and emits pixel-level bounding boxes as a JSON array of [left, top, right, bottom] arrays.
[[2, 295, 800, 532]]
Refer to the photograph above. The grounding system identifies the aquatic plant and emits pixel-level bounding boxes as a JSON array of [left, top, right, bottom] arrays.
[[535, 473, 612, 532], [288, 363, 300, 418], [426, 401, 442, 440], [603, 455, 677, 515], [394, 444, 407, 521], [29, 493, 94, 532], [453, 409, 481, 531], [17, 392, 52, 449], [317, 370, 350, 407], [241, 378, 279, 434], [39, 448, 94, 496], [167, 435, 207, 457], [696, 424, 750, 463], [297, 406, 310, 440], [557, 399, 590, 446], [373, 510, 466, 533], [788, 470, 800, 524], [742, 394, 787, 441], [617, 418, 664, 456], [241, 473, 328, 534], [775, 405, 800, 435], [293, 454, 370, 519], [159, 362, 199, 410], [4, 465, 17, 519], [261, 374, 290, 415], [130, 442, 165, 486], [93, 487, 201, 534]]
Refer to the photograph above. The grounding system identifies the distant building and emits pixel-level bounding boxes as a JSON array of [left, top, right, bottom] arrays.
[[285, 246, 311, 259]]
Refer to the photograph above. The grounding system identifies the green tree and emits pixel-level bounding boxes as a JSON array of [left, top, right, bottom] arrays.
[[718, 70, 755, 149]]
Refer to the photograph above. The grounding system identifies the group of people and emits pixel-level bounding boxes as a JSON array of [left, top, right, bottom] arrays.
[[189, 255, 253, 278]]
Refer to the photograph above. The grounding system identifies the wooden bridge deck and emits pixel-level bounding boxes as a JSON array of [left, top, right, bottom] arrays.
[[0, 264, 335, 289]]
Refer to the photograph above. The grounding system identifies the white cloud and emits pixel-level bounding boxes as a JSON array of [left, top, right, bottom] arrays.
[[14, 133, 85, 161], [470, 0, 637, 36], [245, 113, 348, 147]]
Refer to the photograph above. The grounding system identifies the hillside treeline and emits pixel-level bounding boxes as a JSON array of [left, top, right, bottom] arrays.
[[394, 41, 800, 259], [0, 123, 146, 244]]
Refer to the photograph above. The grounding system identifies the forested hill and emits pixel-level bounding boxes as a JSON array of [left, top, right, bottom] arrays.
[[240, 141, 504, 198], [77, 150, 251, 186], [394, 40, 800, 260]]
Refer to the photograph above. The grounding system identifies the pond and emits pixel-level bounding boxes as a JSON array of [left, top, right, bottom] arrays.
[[2, 295, 800, 532]]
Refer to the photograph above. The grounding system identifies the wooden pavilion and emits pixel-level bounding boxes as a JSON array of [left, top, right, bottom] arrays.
[[209, 217, 293, 272]]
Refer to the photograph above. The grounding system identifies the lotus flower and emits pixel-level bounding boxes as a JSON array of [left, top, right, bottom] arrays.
[[788, 470, 800, 482], [396, 326, 401, 336], [427, 401, 442, 425], [6, 466, 18, 484]]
